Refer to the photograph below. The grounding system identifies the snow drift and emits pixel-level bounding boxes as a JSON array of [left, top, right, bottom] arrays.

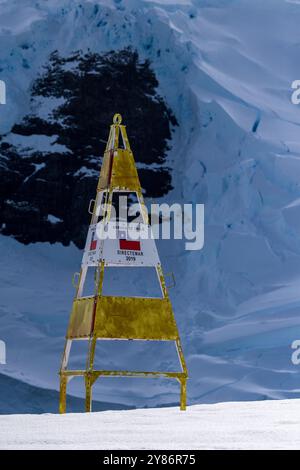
[[1, 398, 300, 449]]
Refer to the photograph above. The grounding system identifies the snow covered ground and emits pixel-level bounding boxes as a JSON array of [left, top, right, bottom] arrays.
[[1, 399, 300, 450]]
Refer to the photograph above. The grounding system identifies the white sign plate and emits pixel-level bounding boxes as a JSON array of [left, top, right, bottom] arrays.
[[81, 224, 102, 266], [81, 221, 160, 267], [104, 221, 159, 266]]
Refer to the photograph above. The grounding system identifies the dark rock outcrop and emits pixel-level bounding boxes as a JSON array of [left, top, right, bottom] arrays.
[[0, 48, 177, 248]]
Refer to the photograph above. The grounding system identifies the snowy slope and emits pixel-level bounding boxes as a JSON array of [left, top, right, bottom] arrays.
[[1, 399, 300, 449], [1, 0, 300, 410]]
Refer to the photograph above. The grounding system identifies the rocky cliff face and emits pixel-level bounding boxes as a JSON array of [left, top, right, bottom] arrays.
[[0, 48, 176, 248]]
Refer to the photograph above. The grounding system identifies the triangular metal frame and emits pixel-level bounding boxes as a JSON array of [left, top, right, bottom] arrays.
[[59, 114, 188, 413]]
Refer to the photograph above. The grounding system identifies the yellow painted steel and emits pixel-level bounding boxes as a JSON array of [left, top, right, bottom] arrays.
[[67, 296, 94, 339], [94, 296, 178, 340], [59, 375, 67, 414], [97, 150, 112, 191], [110, 149, 141, 191], [59, 113, 188, 413], [98, 148, 140, 192]]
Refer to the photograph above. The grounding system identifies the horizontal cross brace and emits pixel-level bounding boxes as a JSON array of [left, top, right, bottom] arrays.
[[60, 370, 187, 380]]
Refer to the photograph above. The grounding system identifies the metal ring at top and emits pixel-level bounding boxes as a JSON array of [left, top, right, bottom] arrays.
[[113, 113, 122, 125]]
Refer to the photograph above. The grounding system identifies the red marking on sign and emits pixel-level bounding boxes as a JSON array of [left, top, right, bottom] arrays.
[[90, 231, 97, 251], [119, 239, 141, 251]]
